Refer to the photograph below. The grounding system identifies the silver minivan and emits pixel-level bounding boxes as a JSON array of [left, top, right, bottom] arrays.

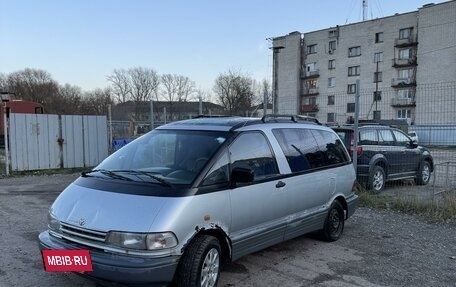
[[39, 116, 358, 287]]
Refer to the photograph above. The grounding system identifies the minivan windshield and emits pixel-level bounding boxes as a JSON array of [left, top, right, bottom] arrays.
[[90, 130, 228, 185]]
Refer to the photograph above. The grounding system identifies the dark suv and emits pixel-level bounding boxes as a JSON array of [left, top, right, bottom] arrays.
[[333, 125, 433, 193]]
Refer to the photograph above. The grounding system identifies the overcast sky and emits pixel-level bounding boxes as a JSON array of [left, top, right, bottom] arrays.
[[0, 0, 446, 92]]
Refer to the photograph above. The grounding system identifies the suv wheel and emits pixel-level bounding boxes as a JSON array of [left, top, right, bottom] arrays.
[[320, 201, 345, 242], [369, 165, 385, 193], [175, 235, 221, 287], [415, 161, 431, 185]]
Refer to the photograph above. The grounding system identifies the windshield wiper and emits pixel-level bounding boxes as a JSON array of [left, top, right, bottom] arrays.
[[113, 170, 175, 188], [81, 169, 133, 182]]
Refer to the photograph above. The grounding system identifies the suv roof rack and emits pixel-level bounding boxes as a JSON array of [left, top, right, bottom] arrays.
[[261, 114, 321, 125]]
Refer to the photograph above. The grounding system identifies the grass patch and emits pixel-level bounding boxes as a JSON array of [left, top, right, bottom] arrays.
[[356, 185, 456, 223]]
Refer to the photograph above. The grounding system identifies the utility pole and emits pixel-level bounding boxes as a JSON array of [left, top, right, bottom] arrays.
[[374, 60, 379, 119]]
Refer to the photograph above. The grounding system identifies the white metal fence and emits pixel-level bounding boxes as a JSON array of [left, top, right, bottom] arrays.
[[8, 114, 108, 171]]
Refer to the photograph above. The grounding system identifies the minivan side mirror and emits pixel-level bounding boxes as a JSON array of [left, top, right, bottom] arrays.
[[231, 167, 254, 184], [410, 140, 418, 148]]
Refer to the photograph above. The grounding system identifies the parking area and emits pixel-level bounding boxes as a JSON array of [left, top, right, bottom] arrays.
[[0, 173, 455, 287]]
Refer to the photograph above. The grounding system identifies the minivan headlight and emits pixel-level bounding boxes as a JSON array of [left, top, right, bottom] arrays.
[[47, 211, 61, 232], [106, 231, 178, 250]]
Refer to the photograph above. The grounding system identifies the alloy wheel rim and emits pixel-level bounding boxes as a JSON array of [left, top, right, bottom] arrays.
[[200, 248, 220, 287], [373, 170, 384, 191], [422, 165, 430, 182]]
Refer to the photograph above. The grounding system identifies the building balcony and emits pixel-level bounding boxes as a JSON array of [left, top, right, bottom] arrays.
[[391, 78, 416, 88], [392, 57, 417, 67], [301, 69, 320, 79], [391, 97, 416, 107], [301, 104, 319, 113], [302, 88, 319, 96], [394, 35, 418, 47]]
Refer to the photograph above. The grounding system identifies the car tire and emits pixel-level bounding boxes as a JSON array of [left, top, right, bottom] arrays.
[[320, 201, 345, 242], [368, 165, 385, 193], [175, 235, 221, 287], [415, 161, 431, 186]]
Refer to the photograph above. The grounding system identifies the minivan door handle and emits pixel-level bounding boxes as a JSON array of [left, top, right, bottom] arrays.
[[276, 181, 286, 188]]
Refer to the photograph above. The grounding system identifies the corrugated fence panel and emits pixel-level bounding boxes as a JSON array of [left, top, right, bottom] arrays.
[[9, 114, 108, 171], [10, 114, 60, 171], [412, 125, 456, 146], [62, 115, 84, 168], [83, 116, 108, 167]]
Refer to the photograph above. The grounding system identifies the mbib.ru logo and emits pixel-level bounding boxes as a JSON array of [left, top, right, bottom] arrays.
[[41, 250, 93, 272]]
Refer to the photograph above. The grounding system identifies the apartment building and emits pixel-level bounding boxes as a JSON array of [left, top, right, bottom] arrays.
[[271, 1, 456, 125]]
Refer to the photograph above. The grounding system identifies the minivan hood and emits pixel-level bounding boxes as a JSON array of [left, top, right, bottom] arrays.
[[50, 181, 166, 233]]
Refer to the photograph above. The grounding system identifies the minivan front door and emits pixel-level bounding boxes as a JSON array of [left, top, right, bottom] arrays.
[[227, 132, 288, 261]]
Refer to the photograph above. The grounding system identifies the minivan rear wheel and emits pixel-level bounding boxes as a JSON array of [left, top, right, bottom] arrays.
[[175, 235, 221, 287], [368, 165, 385, 193], [320, 201, 345, 242]]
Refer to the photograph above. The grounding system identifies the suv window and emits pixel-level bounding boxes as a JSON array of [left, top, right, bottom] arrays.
[[359, 129, 378, 145], [378, 129, 394, 145], [229, 132, 279, 181], [392, 130, 410, 147]]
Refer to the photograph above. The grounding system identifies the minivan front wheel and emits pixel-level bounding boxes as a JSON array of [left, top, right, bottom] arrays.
[[320, 201, 345, 242], [369, 165, 385, 193], [175, 235, 221, 287]]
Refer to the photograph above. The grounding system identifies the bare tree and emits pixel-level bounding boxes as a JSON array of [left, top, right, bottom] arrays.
[[213, 70, 254, 116], [6, 68, 59, 112], [0, 73, 7, 92], [176, 75, 195, 102], [81, 88, 113, 115], [107, 69, 131, 104], [129, 67, 160, 120], [261, 78, 272, 106], [58, 84, 83, 114]]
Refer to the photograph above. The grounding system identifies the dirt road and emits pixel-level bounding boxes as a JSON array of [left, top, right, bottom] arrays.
[[0, 173, 455, 287]]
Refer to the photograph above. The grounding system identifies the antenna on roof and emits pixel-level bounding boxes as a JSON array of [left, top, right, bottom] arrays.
[[362, 0, 368, 21]]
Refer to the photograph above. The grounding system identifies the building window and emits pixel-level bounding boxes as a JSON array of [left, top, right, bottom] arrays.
[[307, 44, 317, 54], [374, 52, 384, 63], [305, 79, 318, 89], [328, 59, 336, 70], [399, 27, 413, 39], [398, 89, 413, 99], [373, 110, 381, 120], [327, 113, 336, 123], [328, 29, 338, 38], [348, 46, 361, 57], [399, 68, 412, 79], [397, 109, 411, 119], [329, 40, 337, 52], [348, 66, 361, 76], [374, 72, 382, 82], [373, 91, 382, 101], [328, 77, 335, 87], [347, 103, 355, 113], [347, 84, 356, 94], [328, 95, 335, 105], [399, 49, 411, 60], [303, 97, 317, 105], [375, 32, 384, 43]]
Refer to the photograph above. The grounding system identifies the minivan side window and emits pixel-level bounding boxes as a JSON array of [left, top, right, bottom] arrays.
[[229, 133, 279, 181], [311, 130, 350, 165], [272, 128, 320, 172], [201, 151, 229, 186], [359, 129, 378, 145]]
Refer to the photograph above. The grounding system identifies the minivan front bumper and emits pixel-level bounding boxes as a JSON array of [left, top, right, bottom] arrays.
[[38, 231, 180, 286]]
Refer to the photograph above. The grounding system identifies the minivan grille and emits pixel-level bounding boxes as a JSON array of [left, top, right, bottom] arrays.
[[60, 222, 106, 243]]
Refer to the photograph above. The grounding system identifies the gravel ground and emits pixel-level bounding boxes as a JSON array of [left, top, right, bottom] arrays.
[[0, 174, 455, 287]]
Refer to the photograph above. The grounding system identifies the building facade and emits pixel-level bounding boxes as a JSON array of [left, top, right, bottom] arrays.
[[272, 1, 456, 125]]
